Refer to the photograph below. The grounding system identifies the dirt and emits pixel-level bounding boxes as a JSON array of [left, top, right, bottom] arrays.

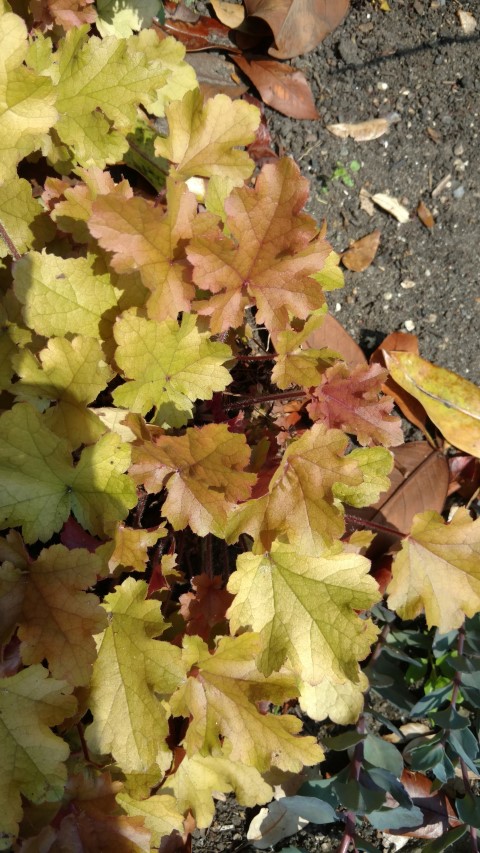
[[265, 0, 480, 385], [190, 2, 479, 850]]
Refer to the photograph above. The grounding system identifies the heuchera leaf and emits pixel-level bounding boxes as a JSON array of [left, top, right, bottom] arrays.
[[271, 308, 339, 390], [0, 176, 45, 258], [30, 0, 97, 30], [89, 179, 198, 320], [95, 0, 159, 37], [170, 633, 323, 772], [112, 310, 232, 426], [108, 523, 167, 574], [115, 791, 184, 848], [86, 578, 185, 773], [13, 251, 119, 338], [226, 422, 392, 551], [50, 27, 172, 169], [0, 403, 137, 542], [12, 335, 114, 449], [0, 8, 57, 181], [1, 543, 107, 686], [306, 362, 404, 447], [188, 157, 332, 334], [387, 509, 480, 632], [154, 88, 259, 183], [227, 541, 380, 723], [163, 751, 273, 829], [179, 573, 234, 640], [0, 665, 76, 849], [130, 423, 256, 537]]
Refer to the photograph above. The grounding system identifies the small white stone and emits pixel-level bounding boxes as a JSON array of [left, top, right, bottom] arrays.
[[377, 81, 388, 90], [404, 319, 415, 331], [335, 302, 342, 312], [384, 292, 393, 300], [400, 279, 416, 289]]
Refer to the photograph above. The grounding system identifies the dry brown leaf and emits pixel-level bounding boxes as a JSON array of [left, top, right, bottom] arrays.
[[350, 441, 449, 556], [327, 113, 399, 141], [359, 187, 374, 216], [457, 9, 477, 34], [417, 200, 434, 229], [341, 229, 381, 272], [211, 0, 246, 28], [232, 55, 318, 119], [372, 192, 410, 223], [186, 53, 248, 99], [304, 313, 367, 370], [238, 0, 350, 60], [371, 330, 429, 437]]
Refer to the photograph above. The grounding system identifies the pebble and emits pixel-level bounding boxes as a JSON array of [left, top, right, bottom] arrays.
[[400, 279, 416, 289], [454, 142, 464, 156], [453, 185, 465, 199], [404, 320, 415, 331]]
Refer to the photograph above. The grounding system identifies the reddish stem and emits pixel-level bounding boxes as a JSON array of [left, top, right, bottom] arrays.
[[225, 389, 307, 409], [0, 222, 21, 261], [344, 512, 408, 539]]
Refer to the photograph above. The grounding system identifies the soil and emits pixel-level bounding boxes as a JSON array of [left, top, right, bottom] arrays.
[[192, 1, 479, 850], [266, 0, 480, 384]]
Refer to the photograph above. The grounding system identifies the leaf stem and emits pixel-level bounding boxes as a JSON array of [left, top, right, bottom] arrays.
[[224, 389, 307, 409], [0, 221, 21, 261], [344, 512, 408, 539]]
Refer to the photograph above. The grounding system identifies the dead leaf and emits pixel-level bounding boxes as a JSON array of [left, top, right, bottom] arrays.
[[304, 312, 367, 369], [457, 9, 477, 34], [417, 200, 434, 229], [233, 55, 318, 119], [186, 53, 248, 99], [341, 229, 381, 272], [372, 192, 410, 223], [371, 331, 430, 437], [348, 441, 449, 556], [244, 94, 279, 165], [327, 113, 399, 141], [385, 352, 480, 457], [237, 0, 350, 60], [390, 769, 462, 839], [155, 2, 237, 51], [359, 187, 374, 216], [211, 0, 246, 28]]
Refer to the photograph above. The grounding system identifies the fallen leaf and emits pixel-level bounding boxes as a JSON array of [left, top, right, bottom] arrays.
[[238, 0, 350, 59], [233, 55, 318, 119], [385, 351, 480, 456], [304, 313, 367, 369], [154, 4, 237, 52], [359, 186, 374, 216], [417, 200, 434, 229], [211, 0, 246, 29], [386, 770, 461, 840], [341, 229, 381, 272], [327, 114, 399, 141], [348, 441, 449, 557], [186, 52, 247, 99], [457, 9, 477, 35], [244, 95, 278, 165], [371, 193, 410, 223], [371, 331, 430, 438]]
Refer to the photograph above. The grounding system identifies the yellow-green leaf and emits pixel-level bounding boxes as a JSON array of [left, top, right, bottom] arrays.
[[385, 351, 480, 457], [116, 792, 184, 848], [0, 9, 57, 181], [0, 666, 76, 849], [170, 633, 323, 772], [0, 176, 44, 259], [0, 403, 136, 542], [155, 88, 259, 184], [12, 335, 113, 449], [13, 251, 119, 337], [162, 752, 273, 828], [227, 541, 379, 723], [86, 578, 185, 773], [113, 310, 232, 427], [388, 509, 480, 632]]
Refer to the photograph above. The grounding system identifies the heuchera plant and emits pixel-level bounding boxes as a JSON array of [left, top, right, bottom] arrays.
[[1, 1, 480, 850]]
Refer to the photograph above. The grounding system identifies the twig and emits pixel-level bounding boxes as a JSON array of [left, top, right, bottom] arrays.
[[0, 222, 21, 261]]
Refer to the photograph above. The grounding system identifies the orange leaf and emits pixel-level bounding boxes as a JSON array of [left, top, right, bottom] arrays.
[[239, 0, 350, 59], [233, 55, 318, 119], [189, 157, 331, 333]]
